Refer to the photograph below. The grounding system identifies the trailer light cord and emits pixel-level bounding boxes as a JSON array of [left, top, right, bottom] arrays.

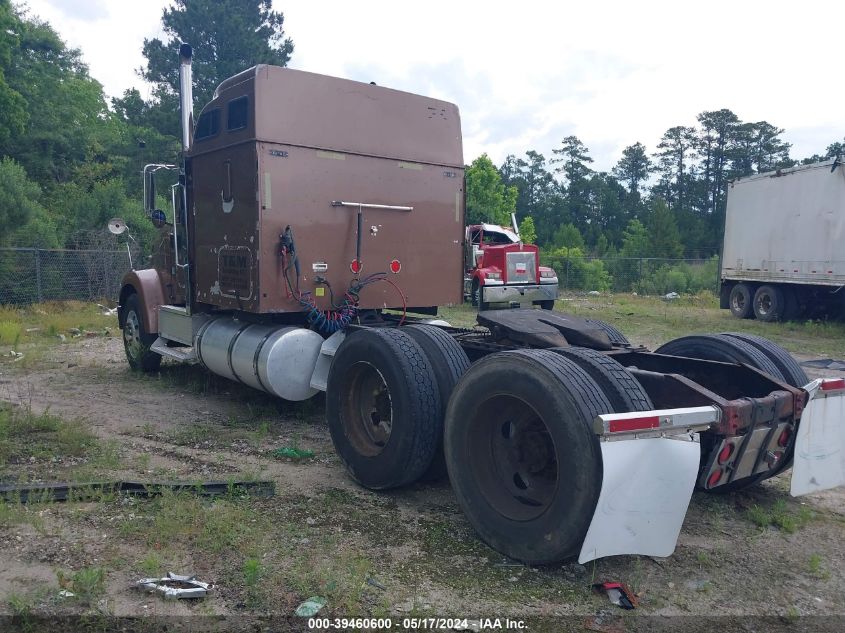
[[279, 226, 407, 333]]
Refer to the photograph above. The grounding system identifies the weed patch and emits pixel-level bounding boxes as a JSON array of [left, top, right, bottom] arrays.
[[746, 500, 815, 533]]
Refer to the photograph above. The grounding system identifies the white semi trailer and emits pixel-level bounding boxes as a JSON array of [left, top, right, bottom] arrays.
[[721, 159, 845, 320]]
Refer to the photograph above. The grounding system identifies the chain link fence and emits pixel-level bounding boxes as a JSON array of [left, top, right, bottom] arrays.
[[0, 247, 135, 305], [540, 254, 720, 295], [1, 247, 720, 306]]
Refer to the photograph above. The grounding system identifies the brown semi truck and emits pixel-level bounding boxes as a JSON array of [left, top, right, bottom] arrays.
[[117, 45, 845, 565]]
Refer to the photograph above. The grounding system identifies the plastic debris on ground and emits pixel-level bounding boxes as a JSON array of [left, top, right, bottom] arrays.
[[295, 596, 327, 617], [592, 582, 638, 609], [271, 447, 315, 460], [137, 572, 211, 599], [663, 291, 680, 300], [366, 577, 386, 590]]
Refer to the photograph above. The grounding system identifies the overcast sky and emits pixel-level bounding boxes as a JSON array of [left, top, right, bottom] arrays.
[[22, 0, 845, 172]]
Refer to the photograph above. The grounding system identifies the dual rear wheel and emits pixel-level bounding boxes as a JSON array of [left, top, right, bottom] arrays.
[[326, 326, 651, 564], [729, 283, 800, 322]]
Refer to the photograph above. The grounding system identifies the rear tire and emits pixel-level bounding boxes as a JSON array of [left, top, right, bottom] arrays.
[[444, 349, 611, 564], [403, 325, 471, 481], [655, 334, 783, 380], [753, 285, 785, 322], [720, 333, 807, 387], [655, 333, 787, 492], [549, 347, 653, 413], [584, 318, 631, 346], [720, 332, 807, 477], [536, 300, 555, 310], [326, 328, 440, 490], [729, 283, 754, 319], [122, 294, 161, 373]]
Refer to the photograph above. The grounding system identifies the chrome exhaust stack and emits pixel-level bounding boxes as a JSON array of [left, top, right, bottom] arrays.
[[178, 43, 193, 152]]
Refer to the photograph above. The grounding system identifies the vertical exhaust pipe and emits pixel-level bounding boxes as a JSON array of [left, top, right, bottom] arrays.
[[178, 43, 193, 152]]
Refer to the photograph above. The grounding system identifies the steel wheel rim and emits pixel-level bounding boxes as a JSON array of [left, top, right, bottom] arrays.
[[756, 292, 772, 316], [123, 310, 143, 360], [341, 361, 393, 456], [732, 292, 746, 313], [467, 394, 558, 521]]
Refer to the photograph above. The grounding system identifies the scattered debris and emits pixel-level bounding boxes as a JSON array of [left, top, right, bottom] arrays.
[[56, 334, 66, 342], [592, 582, 638, 609], [57, 589, 75, 599], [25, 327, 40, 333], [295, 596, 327, 617], [663, 292, 680, 300], [366, 577, 386, 590], [631, 291, 638, 296], [271, 446, 315, 460], [69, 328, 82, 336], [137, 572, 211, 600], [0, 479, 275, 504], [97, 304, 118, 316], [588, 290, 601, 296], [800, 358, 845, 370]]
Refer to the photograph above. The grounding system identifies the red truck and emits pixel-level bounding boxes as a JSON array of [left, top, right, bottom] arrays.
[[116, 45, 845, 565], [464, 221, 558, 310]]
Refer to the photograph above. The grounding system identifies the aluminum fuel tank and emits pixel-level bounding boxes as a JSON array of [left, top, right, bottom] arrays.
[[196, 318, 323, 401]]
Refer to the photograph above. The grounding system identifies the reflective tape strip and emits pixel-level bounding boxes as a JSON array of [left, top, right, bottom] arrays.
[[594, 406, 720, 437]]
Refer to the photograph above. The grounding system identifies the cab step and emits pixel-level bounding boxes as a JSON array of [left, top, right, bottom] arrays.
[[151, 337, 197, 363]]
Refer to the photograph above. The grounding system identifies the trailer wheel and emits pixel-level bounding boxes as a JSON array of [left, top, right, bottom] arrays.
[[404, 325, 471, 481], [753, 285, 785, 322], [729, 283, 754, 319], [549, 347, 653, 412], [584, 318, 631, 346], [444, 349, 610, 564], [326, 328, 440, 490], [122, 294, 161, 372], [720, 333, 807, 387], [535, 300, 555, 310]]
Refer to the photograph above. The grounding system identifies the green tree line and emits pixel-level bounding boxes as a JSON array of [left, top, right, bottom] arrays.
[[0, 0, 292, 251], [470, 121, 843, 261]]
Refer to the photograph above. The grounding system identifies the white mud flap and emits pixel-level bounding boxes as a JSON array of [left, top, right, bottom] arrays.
[[578, 436, 700, 563], [790, 378, 845, 497]]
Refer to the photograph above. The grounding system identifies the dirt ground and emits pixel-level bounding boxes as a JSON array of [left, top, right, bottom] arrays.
[[1, 306, 844, 631]]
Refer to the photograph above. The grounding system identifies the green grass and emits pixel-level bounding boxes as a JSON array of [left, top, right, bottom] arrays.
[[0, 404, 97, 468], [0, 301, 115, 345], [808, 553, 830, 579], [56, 567, 106, 604], [746, 499, 815, 533]]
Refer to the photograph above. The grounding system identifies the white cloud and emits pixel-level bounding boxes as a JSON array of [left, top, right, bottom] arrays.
[[20, 0, 845, 168]]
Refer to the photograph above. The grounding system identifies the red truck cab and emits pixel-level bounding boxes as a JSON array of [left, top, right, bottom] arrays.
[[464, 223, 559, 309]]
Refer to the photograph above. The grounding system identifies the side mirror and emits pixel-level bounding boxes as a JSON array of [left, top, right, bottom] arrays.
[[151, 209, 168, 228], [107, 218, 128, 235]]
